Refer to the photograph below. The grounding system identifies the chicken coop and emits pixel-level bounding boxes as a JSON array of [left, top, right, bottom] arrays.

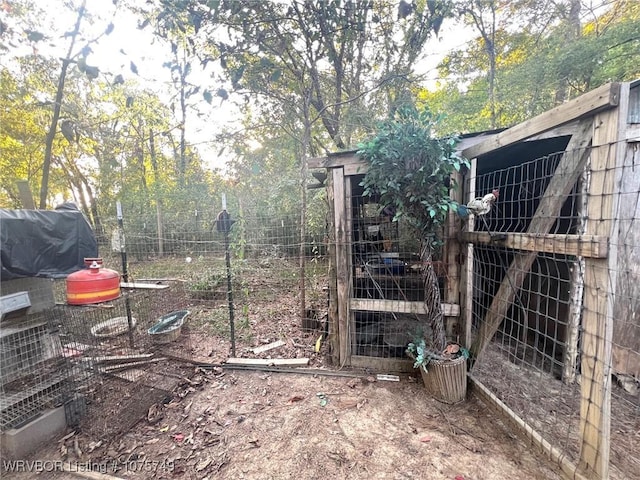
[[309, 80, 640, 480]]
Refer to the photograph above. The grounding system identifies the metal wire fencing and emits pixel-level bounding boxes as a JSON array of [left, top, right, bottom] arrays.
[[468, 140, 640, 479]]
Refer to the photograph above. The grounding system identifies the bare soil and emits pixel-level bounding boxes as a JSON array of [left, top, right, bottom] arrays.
[[5, 356, 562, 480], [2, 259, 564, 479]]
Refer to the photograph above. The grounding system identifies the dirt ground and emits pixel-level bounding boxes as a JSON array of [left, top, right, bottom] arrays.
[[4, 357, 563, 480], [1, 262, 564, 479]]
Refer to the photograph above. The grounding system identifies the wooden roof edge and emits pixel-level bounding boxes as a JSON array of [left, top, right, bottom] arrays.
[[307, 150, 364, 169], [462, 82, 621, 160]]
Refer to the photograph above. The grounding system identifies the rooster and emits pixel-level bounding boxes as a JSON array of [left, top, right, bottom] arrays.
[[457, 189, 499, 218]]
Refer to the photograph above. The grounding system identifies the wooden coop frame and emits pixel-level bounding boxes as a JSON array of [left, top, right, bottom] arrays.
[[309, 80, 639, 480]]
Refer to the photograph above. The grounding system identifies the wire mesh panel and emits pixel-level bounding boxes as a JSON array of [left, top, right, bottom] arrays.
[[91, 204, 330, 369], [0, 310, 73, 431], [468, 139, 640, 479], [348, 174, 442, 361]]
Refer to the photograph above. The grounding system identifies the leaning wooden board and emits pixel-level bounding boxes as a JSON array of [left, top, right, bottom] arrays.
[[120, 282, 170, 289], [226, 358, 310, 366]]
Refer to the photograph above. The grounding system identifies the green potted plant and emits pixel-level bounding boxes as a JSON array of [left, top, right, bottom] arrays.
[[358, 104, 470, 402], [406, 334, 469, 404]]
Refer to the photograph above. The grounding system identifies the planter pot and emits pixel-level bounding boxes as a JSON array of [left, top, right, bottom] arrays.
[[420, 355, 467, 404]]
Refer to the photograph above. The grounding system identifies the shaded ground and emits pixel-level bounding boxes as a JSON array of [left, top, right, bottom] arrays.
[[474, 344, 640, 480], [5, 364, 562, 480], [2, 257, 564, 479]]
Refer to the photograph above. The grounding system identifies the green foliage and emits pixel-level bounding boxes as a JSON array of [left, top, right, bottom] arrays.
[[406, 337, 434, 369], [424, 0, 640, 134], [407, 335, 470, 370], [357, 105, 468, 238]]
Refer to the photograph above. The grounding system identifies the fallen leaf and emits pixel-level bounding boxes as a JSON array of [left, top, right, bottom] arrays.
[[87, 440, 102, 453], [159, 425, 169, 432], [195, 457, 212, 472], [287, 395, 304, 404]]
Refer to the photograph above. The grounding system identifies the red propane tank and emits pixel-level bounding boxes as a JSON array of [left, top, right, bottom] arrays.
[[66, 258, 121, 305]]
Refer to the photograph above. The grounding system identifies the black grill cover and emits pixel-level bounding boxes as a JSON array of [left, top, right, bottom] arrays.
[[1, 205, 98, 280]]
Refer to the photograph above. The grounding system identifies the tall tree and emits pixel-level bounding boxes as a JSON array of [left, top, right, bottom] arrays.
[[39, 0, 87, 208]]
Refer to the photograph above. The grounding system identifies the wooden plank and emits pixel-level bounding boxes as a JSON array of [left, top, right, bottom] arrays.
[[344, 163, 367, 176], [326, 170, 340, 365], [463, 158, 477, 348], [469, 376, 589, 480], [225, 358, 310, 366], [307, 151, 360, 169], [469, 118, 594, 366], [119, 282, 170, 289], [463, 83, 619, 159], [524, 120, 579, 142], [445, 170, 463, 338], [16, 180, 36, 209], [345, 176, 357, 360], [578, 85, 627, 479], [625, 123, 640, 142], [252, 340, 286, 354], [349, 355, 414, 373], [460, 232, 608, 258], [89, 353, 154, 364], [333, 167, 351, 367], [100, 358, 165, 372], [350, 298, 460, 317]]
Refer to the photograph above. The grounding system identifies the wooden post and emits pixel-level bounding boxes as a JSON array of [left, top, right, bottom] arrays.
[[564, 167, 589, 384], [462, 158, 477, 349], [332, 167, 351, 367], [578, 83, 628, 479], [444, 171, 463, 340], [326, 170, 340, 365]]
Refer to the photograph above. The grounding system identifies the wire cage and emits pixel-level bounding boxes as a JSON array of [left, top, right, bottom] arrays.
[[0, 307, 76, 432]]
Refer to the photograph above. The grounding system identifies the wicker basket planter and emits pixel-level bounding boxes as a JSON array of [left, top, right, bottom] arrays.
[[420, 354, 467, 404]]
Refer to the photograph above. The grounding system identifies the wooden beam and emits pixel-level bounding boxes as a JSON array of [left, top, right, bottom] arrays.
[[469, 118, 594, 366], [577, 84, 628, 479], [307, 152, 361, 169], [344, 163, 367, 176], [89, 354, 154, 363], [333, 167, 352, 367], [523, 120, 579, 142], [252, 340, 286, 354], [444, 171, 463, 338], [462, 158, 477, 348], [625, 123, 640, 142], [463, 83, 619, 159], [326, 170, 340, 365], [120, 282, 170, 289], [350, 298, 460, 317], [460, 232, 608, 258], [349, 355, 414, 373], [226, 358, 310, 366], [345, 176, 356, 362]]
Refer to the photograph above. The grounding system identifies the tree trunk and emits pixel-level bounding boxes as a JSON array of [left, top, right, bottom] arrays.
[[149, 129, 164, 257], [421, 242, 446, 352], [39, 1, 86, 209], [299, 92, 312, 327]]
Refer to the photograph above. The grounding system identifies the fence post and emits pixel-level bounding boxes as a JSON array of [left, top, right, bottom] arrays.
[[578, 84, 627, 478]]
